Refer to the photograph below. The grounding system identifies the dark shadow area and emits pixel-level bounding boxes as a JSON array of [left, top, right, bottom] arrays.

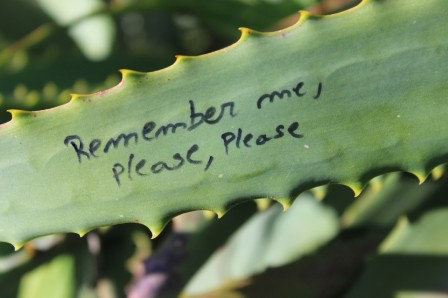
[[344, 254, 448, 298], [238, 229, 386, 298], [408, 176, 448, 222], [0, 234, 88, 298]]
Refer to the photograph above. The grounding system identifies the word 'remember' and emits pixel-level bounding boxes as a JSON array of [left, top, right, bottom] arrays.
[[63, 99, 237, 164]]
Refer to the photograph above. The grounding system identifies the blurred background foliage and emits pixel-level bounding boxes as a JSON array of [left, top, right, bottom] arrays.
[[3, 0, 448, 297]]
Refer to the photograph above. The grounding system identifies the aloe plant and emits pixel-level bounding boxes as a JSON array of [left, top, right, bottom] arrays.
[[1, 0, 448, 297]]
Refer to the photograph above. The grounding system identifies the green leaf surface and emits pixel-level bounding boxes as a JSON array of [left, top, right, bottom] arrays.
[[0, 0, 447, 247]]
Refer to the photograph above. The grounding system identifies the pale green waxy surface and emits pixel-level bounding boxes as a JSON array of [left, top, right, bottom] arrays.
[[184, 195, 338, 296], [0, 0, 447, 246], [18, 255, 75, 298]]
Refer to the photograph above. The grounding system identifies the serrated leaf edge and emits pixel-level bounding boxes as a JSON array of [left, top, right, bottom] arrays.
[[1, 0, 445, 249]]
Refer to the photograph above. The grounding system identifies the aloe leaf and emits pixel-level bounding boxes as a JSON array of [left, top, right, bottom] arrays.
[[0, 0, 447, 247]]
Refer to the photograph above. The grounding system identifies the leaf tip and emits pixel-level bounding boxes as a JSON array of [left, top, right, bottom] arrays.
[[7, 109, 33, 120], [297, 10, 318, 23], [238, 27, 252, 39], [255, 198, 272, 211], [146, 222, 166, 239], [75, 230, 89, 238], [431, 165, 445, 180], [175, 55, 195, 63], [368, 176, 385, 192], [202, 210, 217, 220], [119, 69, 146, 81], [274, 198, 292, 211], [215, 210, 226, 219], [69, 93, 90, 103], [410, 170, 428, 185], [310, 185, 328, 201], [13, 242, 24, 251], [344, 182, 364, 197], [238, 27, 265, 40]]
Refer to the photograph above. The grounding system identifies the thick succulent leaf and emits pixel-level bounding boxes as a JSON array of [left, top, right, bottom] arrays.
[[0, 0, 447, 247], [182, 194, 338, 296]]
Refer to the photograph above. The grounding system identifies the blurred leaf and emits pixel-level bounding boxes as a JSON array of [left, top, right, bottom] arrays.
[[0, 234, 92, 298], [0, 1, 51, 40], [100, 225, 154, 298], [341, 174, 440, 228], [183, 195, 338, 296], [381, 212, 448, 255], [239, 232, 383, 298], [344, 180, 448, 298], [132, 203, 256, 298], [35, 0, 115, 61], [18, 254, 75, 298], [167, 0, 317, 40], [185, 231, 384, 298]]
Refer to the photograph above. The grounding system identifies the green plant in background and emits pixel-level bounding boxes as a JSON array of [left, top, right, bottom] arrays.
[[1, 0, 447, 297]]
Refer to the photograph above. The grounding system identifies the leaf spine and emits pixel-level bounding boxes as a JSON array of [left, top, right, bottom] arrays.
[[202, 210, 216, 220], [214, 209, 226, 219], [255, 198, 272, 211], [149, 225, 163, 239], [310, 185, 328, 201], [410, 170, 428, 185], [274, 198, 292, 211], [369, 176, 385, 192], [7, 109, 33, 120], [343, 182, 364, 197], [431, 165, 445, 180], [69, 93, 89, 103], [75, 230, 89, 238], [13, 243, 24, 251], [119, 69, 146, 81]]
